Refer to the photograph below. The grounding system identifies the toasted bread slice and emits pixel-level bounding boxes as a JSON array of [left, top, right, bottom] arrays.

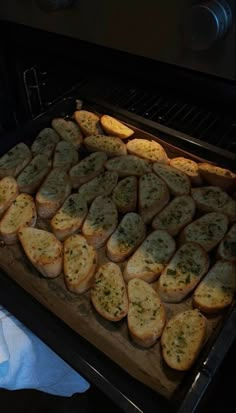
[[152, 195, 196, 236], [127, 139, 168, 164], [53, 141, 78, 172], [105, 155, 152, 177], [112, 176, 137, 213], [161, 309, 206, 371], [90, 262, 128, 321], [0, 143, 32, 178], [139, 173, 170, 223], [74, 110, 103, 136], [84, 135, 127, 157], [179, 212, 228, 252], [18, 227, 62, 278], [124, 230, 176, 283], [17, 154, 51, 194], [193, 260, 236, 313], [106, 212, 146, 262], [127, 278, 166, 347], [64, 234, 97, 294], [36, 169, 71, 219], [78, 171, 118, 204], [51, 118, 83, 148], [31, 128, 60, 158], [217, 223, 236, 262], [159, 242, 209, 303], [0, 177, 19, 217], [191, 186, 236, 222], [100, 115, 134, 139], [69, 152, 107, 189], [82, 195, 118, 248], [0, 194, 36, 244], [153, 163, 190, 196], [198, 162, 236, 191], [51, 194, 88, 241], [169, 157, 202, 185]]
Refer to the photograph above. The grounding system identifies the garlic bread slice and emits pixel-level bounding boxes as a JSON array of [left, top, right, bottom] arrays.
[[179, 212, 228, 252], [17, 154, 51, 194], [84, 135, 127, 157], [152, 195, 196, 236], [0, 176, 19, 217], [191, 186, 236, 222], [36, 169, 71, 219], [90, 262, 128, 321], [64, 234, 97, 294], [0, 143, 32, 178], [51, 118, 83, 148], [74, 110, 103, 136], [53, 140, 78, 172], [105, 155, 151, 177], [100, 115, 134, 139], [139, 173, 170, 223], [106, 212, 146, 262], [161, 309, 206, 371], [124, 230, 176, 283], [112, 176, 137, 213], [193, 260, 236, 313], [69, 152, 107, 189], [217, 223, 236, 262], [127, 139, 168, 164], [51, 194, 88, 241], [127, 278, 166, 347], [169, 157, 202, 185], [31, 128, 60, 158], [18, 227, 62, 278], [82, 195, 118, 249], [78, 171, 118, 204], [198, 162, 236, 191], [159, 242, 209, 303], [0, 194, 36, 244], [153, 163, 191, 196]]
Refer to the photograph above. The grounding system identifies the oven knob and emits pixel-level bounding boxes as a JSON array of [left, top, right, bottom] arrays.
[[183, 0, 232, 51], [34, 0, 75, 11]]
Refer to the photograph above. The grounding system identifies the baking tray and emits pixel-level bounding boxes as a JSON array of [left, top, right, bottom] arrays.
[[0, 94, 235, 413]]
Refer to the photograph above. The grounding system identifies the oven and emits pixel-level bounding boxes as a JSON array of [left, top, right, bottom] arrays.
[[0, 2, 236, 413]]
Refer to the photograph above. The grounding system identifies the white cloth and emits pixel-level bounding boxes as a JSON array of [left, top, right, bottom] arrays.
[[0, 306, 90, 396]]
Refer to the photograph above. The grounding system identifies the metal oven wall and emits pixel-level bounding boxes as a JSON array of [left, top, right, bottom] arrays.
[[0, 0, 236, 80]]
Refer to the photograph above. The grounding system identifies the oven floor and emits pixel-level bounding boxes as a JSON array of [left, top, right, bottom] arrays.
[[0, 341, 235, 413]]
